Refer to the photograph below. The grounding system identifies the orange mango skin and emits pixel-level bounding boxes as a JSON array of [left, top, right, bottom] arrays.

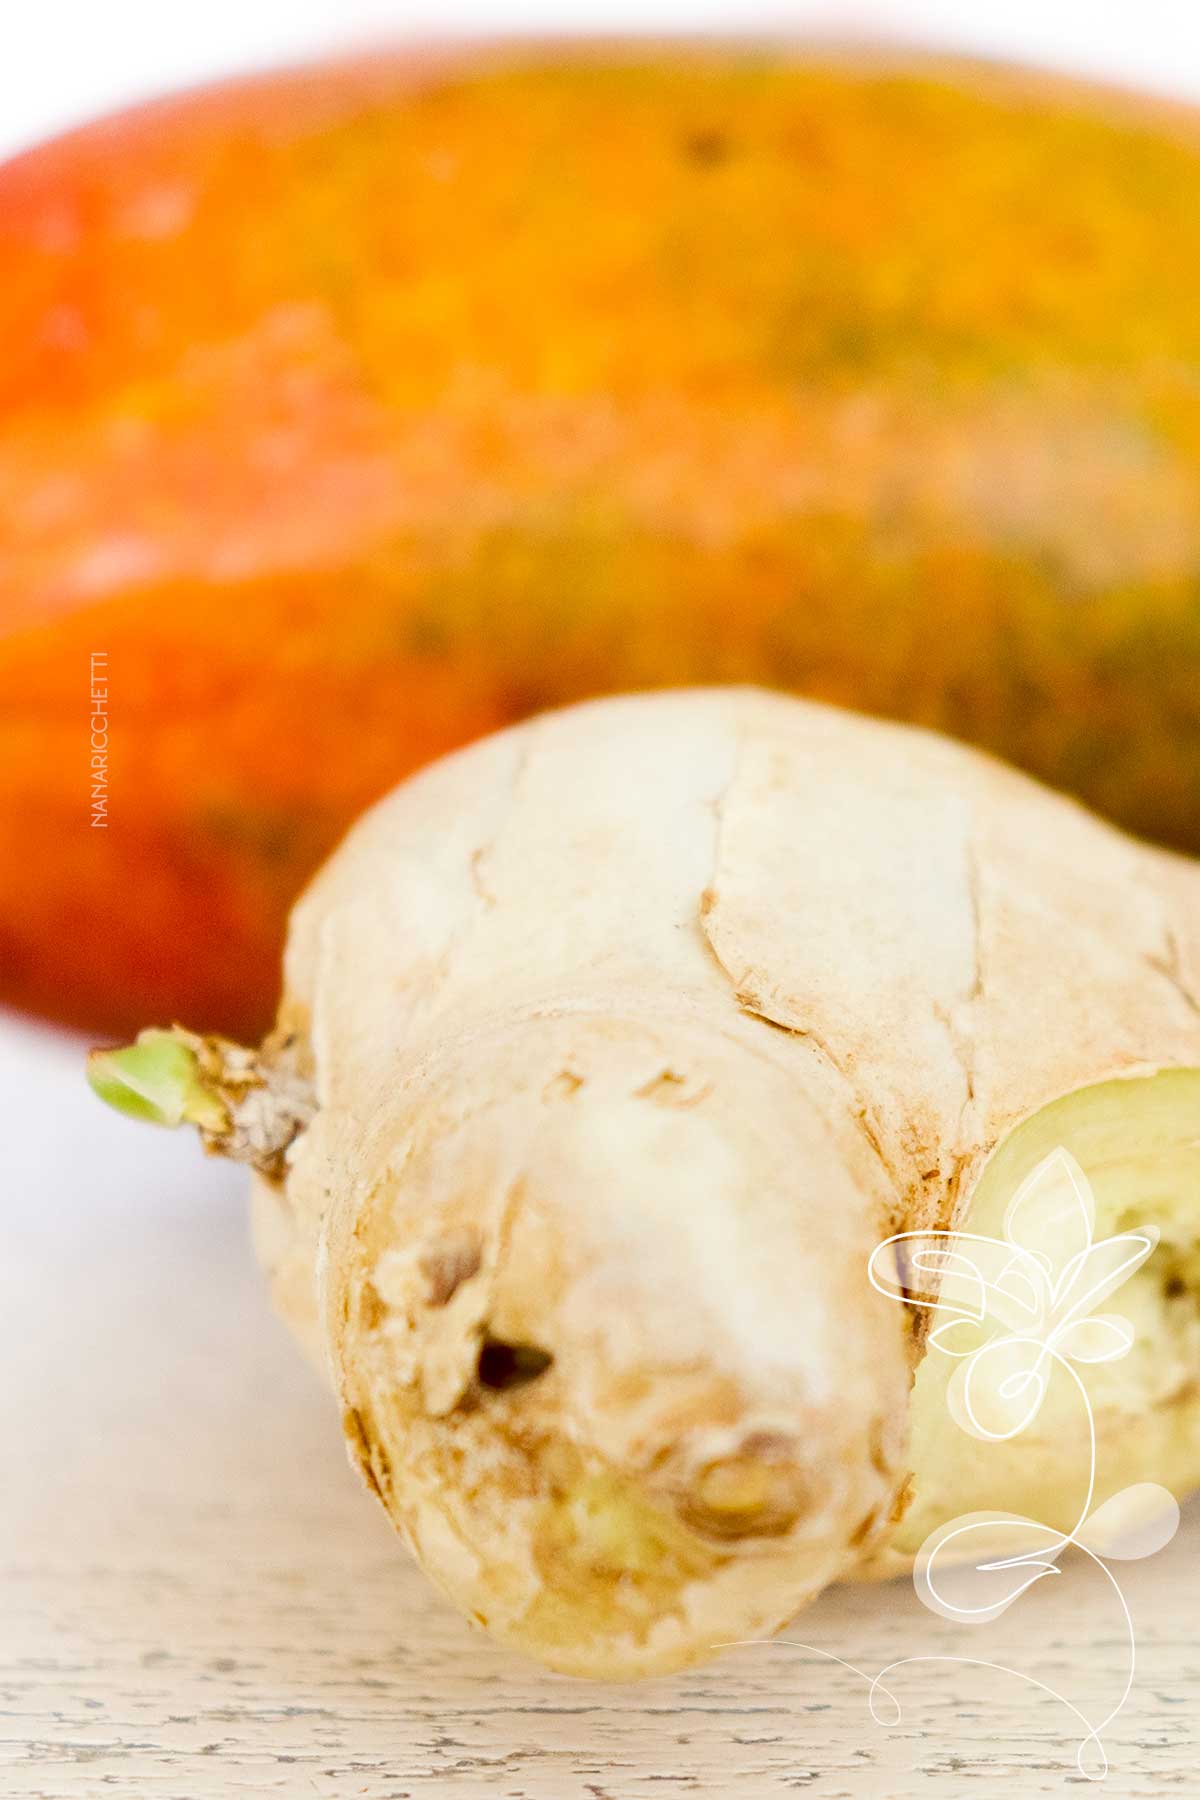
[[4, 46, 1200, 1041]]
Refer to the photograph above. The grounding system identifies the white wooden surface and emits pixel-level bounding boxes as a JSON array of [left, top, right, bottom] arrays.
[[2, 1014, 1196, 1798]]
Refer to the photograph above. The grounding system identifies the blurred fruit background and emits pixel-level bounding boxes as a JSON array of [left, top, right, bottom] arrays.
[[3, 5, 1200, 1048], [5, 17, 1200, 1043]]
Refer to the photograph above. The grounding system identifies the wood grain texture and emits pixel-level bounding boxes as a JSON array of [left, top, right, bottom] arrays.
[[1, 1016, 1196, 1798]]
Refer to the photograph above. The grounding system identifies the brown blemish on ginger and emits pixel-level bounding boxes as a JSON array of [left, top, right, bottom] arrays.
[[358, 1279, 386, 1331], [676, 1433, 812, 1541], [342, 1405, 384, 1501], [370, 1438, 394, 1500], [889, 1474, 915, 1526], [543, 1068, 584, 1100], [635, 1067, 685, 1097], [849, 1506, 883, 1548], [419, 1229, 482, 1306], [635, 1068, 713, 1109], [868, 1419, 893, 1482]]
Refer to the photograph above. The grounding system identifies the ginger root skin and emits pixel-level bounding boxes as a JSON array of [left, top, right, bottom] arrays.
[[111, 690, 1200, 1675]]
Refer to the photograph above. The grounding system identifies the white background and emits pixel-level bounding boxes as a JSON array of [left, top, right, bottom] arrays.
[[3, 1, 1200, 163]]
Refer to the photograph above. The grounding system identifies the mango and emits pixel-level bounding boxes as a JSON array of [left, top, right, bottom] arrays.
[[3, 46, 1200, 1037]]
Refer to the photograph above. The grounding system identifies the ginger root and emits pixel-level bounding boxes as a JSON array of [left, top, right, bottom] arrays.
[[90, 691, 1200, 1676]]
